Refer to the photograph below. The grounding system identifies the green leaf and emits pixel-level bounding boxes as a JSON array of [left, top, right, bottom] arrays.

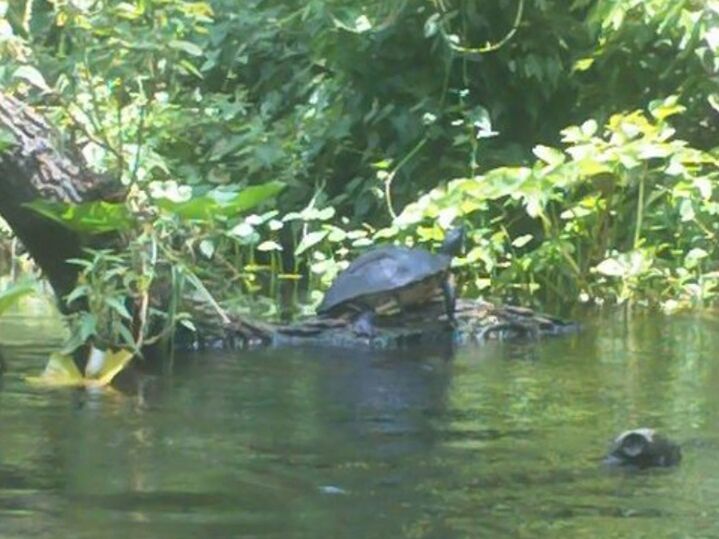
[[199, 239, 215, 258], [13, 65, 51, 92], [648, 96, 686, 121], [594, 257, 625, 277], [78, 312, 98, 342], [169, 40, 204, 57], [295, 230, 328, 256], [64, 284, 90, 305], [512, 234, 533, 248], [533, 145, 565, 167], [25, 200, 134, 234], [573, 57, 594, 71], [257, 240, 282, 252], [157, 181, 285, 220], [105, 297, 132, 320]]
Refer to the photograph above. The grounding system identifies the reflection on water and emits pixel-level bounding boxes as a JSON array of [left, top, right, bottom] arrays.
[[1, 309, 718, 538]]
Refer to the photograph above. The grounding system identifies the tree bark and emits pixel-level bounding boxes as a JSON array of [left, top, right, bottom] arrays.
[[0, 92, 126, 310]]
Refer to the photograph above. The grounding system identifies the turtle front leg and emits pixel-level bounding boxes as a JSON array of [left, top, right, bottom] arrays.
[[441, 278, 456, 323], [352, 310, 378, 338]]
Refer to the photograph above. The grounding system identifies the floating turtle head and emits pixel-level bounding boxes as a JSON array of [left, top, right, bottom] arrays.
[[440, 226, 465, 257], [604, 428, 681, 468]]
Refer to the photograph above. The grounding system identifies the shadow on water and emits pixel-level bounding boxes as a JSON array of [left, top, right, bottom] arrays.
[[1, 309, 719, 537]]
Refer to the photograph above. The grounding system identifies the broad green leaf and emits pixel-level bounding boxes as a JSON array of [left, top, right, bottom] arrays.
[[648, 96, 686, 121], [512, 234, 534, 248], [594, 257, 625, 277], [295, 230, 328, 256], [25, 200, 134, 234], [257, 240, 282, 252], [685, 248, 708, 269], [169, 40, 204, 57], [580, 119, 598, 137], [533, 145, 566, 167], [157, 181, 285, 220], [199, 239, 215, 258], [13, 66, 51, 92], [573, 58, 594, 71], [229, 222, 255, 238]]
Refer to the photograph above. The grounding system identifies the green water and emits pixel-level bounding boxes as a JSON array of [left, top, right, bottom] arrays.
[[1, 309, 718, 538]]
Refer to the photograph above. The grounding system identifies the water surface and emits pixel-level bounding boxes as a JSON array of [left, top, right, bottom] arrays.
[[1, 309, 718, 538]]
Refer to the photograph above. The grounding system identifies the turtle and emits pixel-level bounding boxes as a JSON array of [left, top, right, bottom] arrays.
[[316, 227, 465, 337], [604, 428, 682, 468]]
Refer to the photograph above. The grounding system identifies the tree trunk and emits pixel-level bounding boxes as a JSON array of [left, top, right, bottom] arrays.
[[0, 92, 126, 311]]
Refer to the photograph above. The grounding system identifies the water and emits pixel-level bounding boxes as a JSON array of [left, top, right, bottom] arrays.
[[1, 308, 719, 538]]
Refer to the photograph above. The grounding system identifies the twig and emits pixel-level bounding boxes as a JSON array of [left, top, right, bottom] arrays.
[[440, 0, 524, 55]]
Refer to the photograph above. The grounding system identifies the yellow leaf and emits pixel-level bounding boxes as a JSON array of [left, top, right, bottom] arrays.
[[85, 348, 134, 387], [26, 348, 134, 389], [26, 353, 84, 387], [573, 58, 594, 72]]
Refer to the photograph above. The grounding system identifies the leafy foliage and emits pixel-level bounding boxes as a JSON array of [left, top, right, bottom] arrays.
[[0, 0, 718, 361]]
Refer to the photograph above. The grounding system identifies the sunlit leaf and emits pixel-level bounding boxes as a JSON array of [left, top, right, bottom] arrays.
[[685, 248, 708, 269], [594, 257, 625, 277], [26, 353, 84, 387], [25, 200, 134, 234], [27, 347, 134, 389], [573, 57, 594, 71], [648, 96, 686, 121], [295, 230, 328, 255], [13, 65, 51, 92], [157, 181, 285, 220], [229, 222, 255, 238], [199, 239, 215, 258], [257, 240, 282, 251], [512, 234, 533, 248], [533, 145, 566, 167], [169, 40, 204, 57]]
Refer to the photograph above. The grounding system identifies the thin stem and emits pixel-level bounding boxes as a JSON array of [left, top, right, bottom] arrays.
[[385, 136, 429, 220], [440, 0, 524, 55], [633, 169, 646, 249]]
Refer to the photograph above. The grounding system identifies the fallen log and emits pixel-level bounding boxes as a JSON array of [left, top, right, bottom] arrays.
[[183, 297, 579, 350]]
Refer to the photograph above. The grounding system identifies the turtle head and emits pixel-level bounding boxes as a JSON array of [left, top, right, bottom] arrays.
[[440, 226, 465, 257]]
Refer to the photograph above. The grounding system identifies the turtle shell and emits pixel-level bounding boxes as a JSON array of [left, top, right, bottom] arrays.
[[317, 245, 451, 315]]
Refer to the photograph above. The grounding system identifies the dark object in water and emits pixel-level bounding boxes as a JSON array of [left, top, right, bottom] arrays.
[[317, 227, 464, 336], [605, 428, 681, 468]]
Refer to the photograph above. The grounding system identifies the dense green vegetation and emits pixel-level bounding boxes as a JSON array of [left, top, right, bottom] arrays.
[[0, 1, 718, 353]]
